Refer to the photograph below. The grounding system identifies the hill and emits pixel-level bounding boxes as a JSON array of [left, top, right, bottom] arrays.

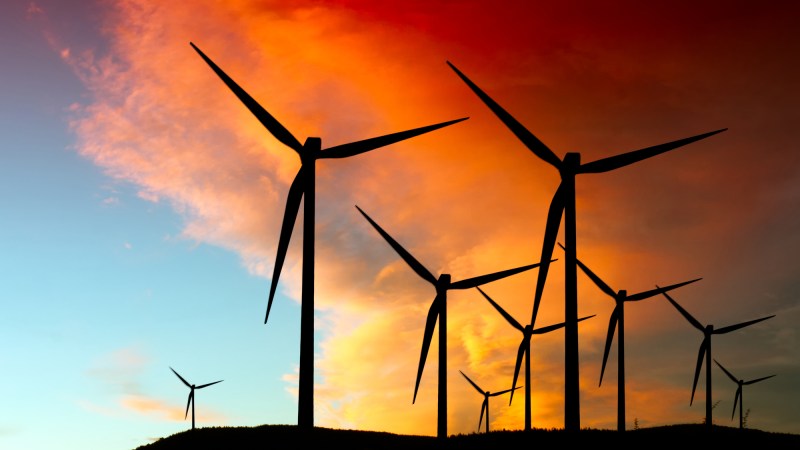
[[134, 424, 800, 449]]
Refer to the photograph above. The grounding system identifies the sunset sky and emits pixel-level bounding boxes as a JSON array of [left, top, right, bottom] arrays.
[[2, 0, 799, 448]]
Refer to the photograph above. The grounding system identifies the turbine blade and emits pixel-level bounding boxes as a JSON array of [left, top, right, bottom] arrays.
[[185, 390, 193, 420], [690, 338, 708, 405], [170, 367, 191, 388], [321, 118, 468, 159], [733, 387, 741, 420], [266, 167, 305, 323], [561, 243, 616, 298], [531, 320, 566, 335], [479, 399, 487, 431], [355, 206, 437, 285], [532, 314, 595, 335], [599, 307, 619, 387], [531, 183, 565, 325], [476, 287, 524, 332], [713, 359, 738, 384], [659, 287, 705, 331], [450, 261, 546, 290], [744, 374, 776, 385], [413, 293, 441, 403], [509, 338, 527, 405], [460, 370, 484, 395], [446, 61, 563, 169], [715, 315, 776, 334], [189, 43, 303, 153], [577, 129, 727, 174], [578, 314, 597, 323], [492, 386, 521, 396], [196, 380, 223, 389], [627, 278, 702, 301]]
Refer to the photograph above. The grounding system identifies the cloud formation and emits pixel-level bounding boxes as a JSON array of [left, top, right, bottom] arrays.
[[85, 345, 227, 424], [66, 0, 800, 436]]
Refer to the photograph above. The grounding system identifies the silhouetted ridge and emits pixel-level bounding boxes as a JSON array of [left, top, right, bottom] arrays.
[[133, 424, 800, 450]]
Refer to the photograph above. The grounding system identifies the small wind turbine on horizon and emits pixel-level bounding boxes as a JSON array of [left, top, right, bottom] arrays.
[[714, 359, 776, 430], [170, 367, 223, 430], [459, 370, 521, 433], [447, 60, 726, 431], [475, 286, 594, 431], [659, 289, 775, 431], [356, 205, 546, 439], [562, 243, 701, 432], [190, 42, 467, 429]]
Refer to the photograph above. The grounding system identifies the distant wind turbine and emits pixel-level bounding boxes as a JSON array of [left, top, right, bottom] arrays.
[[475, 286, 594, 431], [659, 289, 774, 430], [714, 359, 776, 429], [356, 205, 544, 439], [448, 60, 726, 431], [459, 370, 521, 433], [190, 42, 467, 429], [563, 243, 701, 431], [170, 367, 223, 430]]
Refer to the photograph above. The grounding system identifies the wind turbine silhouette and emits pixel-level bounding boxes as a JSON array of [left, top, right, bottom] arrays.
[[170, 367, 223, 430], [475, 286, 594, 431], [447, 60, 726, 431], [562, 243, 701, 431], [714, 359, 776, 429], [356, 205, 545, 439], [659, 289, 775, 430], [459, 370, 521, 433], [190, 42, 467, 429]]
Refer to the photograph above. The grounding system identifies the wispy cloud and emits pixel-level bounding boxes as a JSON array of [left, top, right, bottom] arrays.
[[26, 1, 43, 18], [85, 345, 227, 423], [120, 394, 225, 423], [86, 345, 150, 395]]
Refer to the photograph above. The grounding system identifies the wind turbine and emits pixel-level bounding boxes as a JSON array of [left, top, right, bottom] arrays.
[[475, 286, 594, 431], [170, 367, 223, 430], [356, 205, 545, 439], [562, 243, 701, 431], [714, 359, 775, 429], [659, 289, 774, 430], [459, 370, 521, 433], [447, 60, 726, 431], [190, 42, 467, 428]]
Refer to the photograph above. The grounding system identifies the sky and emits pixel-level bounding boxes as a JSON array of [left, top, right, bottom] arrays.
[[1, 0, 799, 448]]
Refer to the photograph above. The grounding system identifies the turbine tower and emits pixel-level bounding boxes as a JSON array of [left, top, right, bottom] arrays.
[[714, 359, 775, 429], [459, 370, 521, 433], [356, 205, 544, 439], [170, 367, 223, 430], [448, 60, 726, 431], [660, 289, 774, 430], [564, 243, 700, 431], [190, 42, 467, 429], [476, 286, 594, 431]]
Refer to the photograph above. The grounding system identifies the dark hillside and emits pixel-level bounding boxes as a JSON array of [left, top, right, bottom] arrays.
[[134, 424, 800, 449]]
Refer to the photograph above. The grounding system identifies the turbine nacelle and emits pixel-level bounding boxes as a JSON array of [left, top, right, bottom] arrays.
[[436, 274, 452, 292], [560, 152, 581, 174], [301, 137, 322, 161]]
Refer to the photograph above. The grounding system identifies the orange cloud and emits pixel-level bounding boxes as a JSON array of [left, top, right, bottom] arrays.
[[65, 0, 799, 437], [85, 346, 228, 425], [121, 394, 227, 424]]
